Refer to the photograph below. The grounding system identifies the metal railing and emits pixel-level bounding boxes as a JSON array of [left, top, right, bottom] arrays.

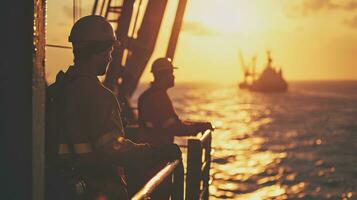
[[186, 130, 212, 200], [132, 130, 213, 200], [132, 160, 184, 200]]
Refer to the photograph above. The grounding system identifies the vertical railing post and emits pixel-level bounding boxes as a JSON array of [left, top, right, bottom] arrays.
[[186, 139, 202, 200], [203, 132, 212, 200], [172, 161, 184, 200]]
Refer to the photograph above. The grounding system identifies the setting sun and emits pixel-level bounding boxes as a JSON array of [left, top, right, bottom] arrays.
[[195, 1, 263, 34]]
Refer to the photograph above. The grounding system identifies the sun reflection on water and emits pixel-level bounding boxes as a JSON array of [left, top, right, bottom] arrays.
[[187, 87, 292, 199], [237, 185, 286, 200]]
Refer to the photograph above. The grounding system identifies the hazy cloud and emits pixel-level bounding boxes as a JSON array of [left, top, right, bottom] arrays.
[[286, 0, 357, 29], [303, 0, 338, 13], [342, 1, 357, 10], [57, 22, 67, 26], [344, 15, 357, 29], [325, 35, 357, 74], [290, 0, 357, 16], [182, 21, 219, 36], [63, 5, 73, 19]]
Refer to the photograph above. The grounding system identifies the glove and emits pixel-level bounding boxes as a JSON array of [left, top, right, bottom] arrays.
[[152, 144, 182, 162]]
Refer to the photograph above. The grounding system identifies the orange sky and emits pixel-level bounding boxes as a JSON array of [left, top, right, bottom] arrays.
[[46, 0, 357, 84]]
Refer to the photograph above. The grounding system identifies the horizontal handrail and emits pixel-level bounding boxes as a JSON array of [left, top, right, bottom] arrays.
[[132, 160, 181, 200], [132, 129, 212, 200], [177, 130, 212, 149]]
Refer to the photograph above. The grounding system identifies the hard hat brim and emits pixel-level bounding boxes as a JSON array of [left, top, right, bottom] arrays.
[[151, 67, 178, 73]]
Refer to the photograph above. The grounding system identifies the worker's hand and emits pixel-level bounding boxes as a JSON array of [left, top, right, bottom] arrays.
[[152, 144, 182, 162], [197, 122, 214, 132], [112, 137, 136, 152]]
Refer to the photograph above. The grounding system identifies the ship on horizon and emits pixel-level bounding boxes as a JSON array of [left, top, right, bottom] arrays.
[[239, 51, 288, 92]]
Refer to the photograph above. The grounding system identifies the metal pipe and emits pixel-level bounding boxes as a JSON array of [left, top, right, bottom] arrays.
[[46, 44, 72, 49]]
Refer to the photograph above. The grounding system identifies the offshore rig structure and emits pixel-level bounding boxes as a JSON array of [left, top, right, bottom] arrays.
[[3, 0, 213, 199]]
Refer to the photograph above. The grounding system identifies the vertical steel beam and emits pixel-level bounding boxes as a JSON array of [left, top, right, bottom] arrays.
[[166, 0, 188, 60], [120, 0, 168, 96], [104, 0, 135, 91], [92, 0, 100, 14], [1, 0, 46, 199], [33, 0, 46, 199]]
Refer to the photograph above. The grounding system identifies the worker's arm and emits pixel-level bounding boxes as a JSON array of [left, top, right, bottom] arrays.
[[141, 92, 213, 137], [163, 117, 213, 137], [85, 91, 181, 168], [96, 135, 181, 168], [97, 97, 181, 167]]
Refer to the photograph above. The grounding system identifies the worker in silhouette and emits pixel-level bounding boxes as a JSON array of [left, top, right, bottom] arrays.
[[45, 16, 181, 200], [134, 57, 213, 199], [138, 57, 213, 145]]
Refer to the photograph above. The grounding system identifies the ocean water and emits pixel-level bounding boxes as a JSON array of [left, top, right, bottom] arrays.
[[134, 81, 357, 200]]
